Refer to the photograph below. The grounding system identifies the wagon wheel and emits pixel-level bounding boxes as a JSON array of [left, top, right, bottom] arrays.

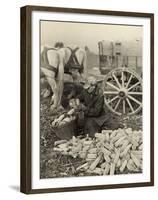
[[103, 68, 142, 116]]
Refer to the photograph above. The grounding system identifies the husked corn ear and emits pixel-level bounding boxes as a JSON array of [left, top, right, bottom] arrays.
[[101, 147, 111, 155], [131, 138, 139, 147], [109, 141, 114, 150], [127, 159, 135, 171], [87, 167, 103, 175], [139, 143, 143, 150], [89, 148, 98, 154], [110, 131, 117, 139], [54, 140, 67, 146], [131, 153, 141, 168], [105, 132, 110, 141], [57, 114, 65, 122], [120, 160, 127, 172], [102, 130, 112, 134], [53, 147, 63, 152], [76, 163, 88, 171], [58, 143, 68, 149], [116, 159, 121, 168], [115, 136, 126, 147], [83, 140, 93, 145], [125, 128, 132, 135], [104, 154, 111, 163], [79, 151, 87, 159], [110, 153, 115, 159], [114, 151, 120, 164], [131, 150, 142, 155], [82, 146, 90, 152], [100, 162, 106, 169], [120, 144, 132, 157], [89, 153, 103, 171], [131, 152, 142, 160], [87, 153, 97, 159], [104, 142, 110, 150], [111, 133, 124, 143], [120, 140, 129, 151], [95, 133, 106, 141], [124, 153, 130, 161], [93, 167, 103, 175], [110, 163, 115, 175], [103, 163, 110, 175], [67, 108, 75, 115]]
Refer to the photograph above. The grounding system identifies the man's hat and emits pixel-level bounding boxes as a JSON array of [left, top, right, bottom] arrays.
[[83, 76, 97, 89]]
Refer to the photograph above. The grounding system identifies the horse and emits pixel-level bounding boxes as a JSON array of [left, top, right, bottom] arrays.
[[41, 43, 87, 111]]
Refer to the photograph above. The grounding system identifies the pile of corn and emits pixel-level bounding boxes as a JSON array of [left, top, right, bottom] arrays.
[[51, 108, 76, 127], [53, 128, 142, 175], [51, 99, 80, 127]]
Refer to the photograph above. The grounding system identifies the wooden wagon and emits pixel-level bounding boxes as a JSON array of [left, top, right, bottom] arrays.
[[97, 40, 142, 116]]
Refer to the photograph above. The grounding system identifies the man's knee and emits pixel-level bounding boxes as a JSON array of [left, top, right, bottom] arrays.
[[85, 118, 95, 127]]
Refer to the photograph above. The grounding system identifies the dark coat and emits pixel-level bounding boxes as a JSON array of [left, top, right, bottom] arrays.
[[72, 83, 122, 137], [78, 85, 107, 127]]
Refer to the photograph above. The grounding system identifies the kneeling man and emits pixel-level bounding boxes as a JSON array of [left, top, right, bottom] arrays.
[[78, 76, 107, 137]]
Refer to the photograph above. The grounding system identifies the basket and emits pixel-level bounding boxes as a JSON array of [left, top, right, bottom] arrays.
[[53, 120, 76, 140]]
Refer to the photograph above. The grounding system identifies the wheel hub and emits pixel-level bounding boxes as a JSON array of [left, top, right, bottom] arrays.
[[118, 88, 128, 99]]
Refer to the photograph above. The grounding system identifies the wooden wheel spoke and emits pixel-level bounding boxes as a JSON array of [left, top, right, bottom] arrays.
[[128, 81, 141, 91], [108, 95, 119, 104], [106, 81, 119, 91], [104, 91, 118, 95], [114, 99, 121, 111], [122, 71, 124, 87], [127, 95, 142, 106], [112, 73, 122, 88], [104, 68, 142, 116], [128, 92, 142, 95], [123, 99, 126, 114], [125, 74, 133, 89], [126, 98, 134, 112]]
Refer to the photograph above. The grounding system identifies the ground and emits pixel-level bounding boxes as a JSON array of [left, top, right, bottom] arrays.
[[40, 96, 142, 179]]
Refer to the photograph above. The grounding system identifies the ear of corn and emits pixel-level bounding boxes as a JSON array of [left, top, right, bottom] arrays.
[[120, 160, 127, 172], [54, 140, 67, 146], [103, 163, 110, 175], [131, 153, 141, 168], [89, 153, 103, 171], [110, 163, 116, 175], [76, 163, 88, 171]]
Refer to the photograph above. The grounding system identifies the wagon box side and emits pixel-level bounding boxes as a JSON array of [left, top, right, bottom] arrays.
[[98, 40, 142, 76]]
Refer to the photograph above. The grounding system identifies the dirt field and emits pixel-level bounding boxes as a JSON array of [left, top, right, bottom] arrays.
[[40, 95, 142, 179]]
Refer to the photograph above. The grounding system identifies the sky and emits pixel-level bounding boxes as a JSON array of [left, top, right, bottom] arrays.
[[41, 20, 142, 54]]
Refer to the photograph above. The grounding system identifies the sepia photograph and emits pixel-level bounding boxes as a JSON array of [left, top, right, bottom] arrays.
[[20, 6, 154, 193], [40, 20, 143, 179]]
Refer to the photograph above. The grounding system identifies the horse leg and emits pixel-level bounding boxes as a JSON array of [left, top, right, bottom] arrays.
[[47, 78, 58, 108], [41, 67, 58, 110], [55, 60, 64, 109], [45, 50, 61, 110]]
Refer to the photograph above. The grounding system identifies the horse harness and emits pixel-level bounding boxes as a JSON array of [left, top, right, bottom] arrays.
[[42, 47, 84, 78], [64, 47, 84, 74]]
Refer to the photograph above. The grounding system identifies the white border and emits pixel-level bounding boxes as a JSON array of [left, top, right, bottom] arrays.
[[32, 11, 151, 189]]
